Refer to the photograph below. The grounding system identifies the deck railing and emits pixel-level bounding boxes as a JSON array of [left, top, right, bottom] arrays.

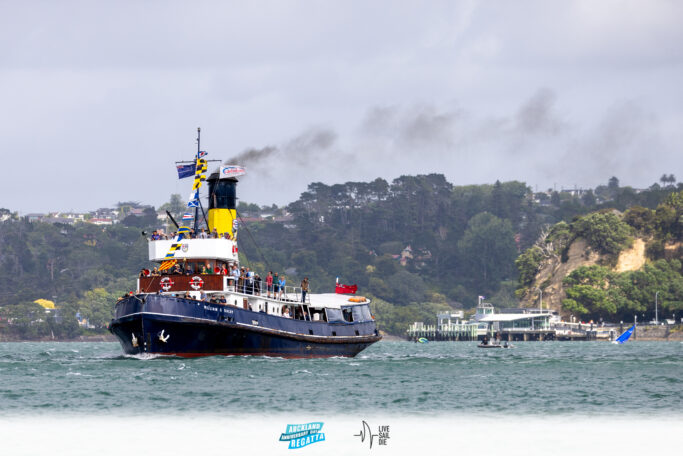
[[224, 280, 311, 304]]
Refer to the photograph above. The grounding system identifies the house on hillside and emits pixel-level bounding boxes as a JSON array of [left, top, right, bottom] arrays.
[[51, 212, 86, 222], [89, 218, 114, 226], [89, 208, 119, 225], [25, 213, 45, 223]]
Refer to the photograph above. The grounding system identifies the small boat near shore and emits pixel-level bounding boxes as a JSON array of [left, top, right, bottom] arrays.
[[477, 343, 513, 349], [612, 324, 635, 345]]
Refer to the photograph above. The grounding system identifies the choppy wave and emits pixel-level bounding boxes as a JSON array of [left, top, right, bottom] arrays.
[[0, 341, 681, 416]]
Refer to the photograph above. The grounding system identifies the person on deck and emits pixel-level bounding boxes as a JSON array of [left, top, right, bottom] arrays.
[[230, 265, 239, 288], [254, 274, 262, 296], [238, 268, 246, 293], [266, 272, 274, 298], [300, 277, 309, 303], [278, 276, 286, 300], [282, 307, 291, 318], [246, 269, 254, 295], [273, 272, 280, 299]]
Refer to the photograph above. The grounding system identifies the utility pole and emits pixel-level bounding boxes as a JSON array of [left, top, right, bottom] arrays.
[[655, 291, 659, 325], [536, 288, 543, 312], [634, 315, 637, 340]]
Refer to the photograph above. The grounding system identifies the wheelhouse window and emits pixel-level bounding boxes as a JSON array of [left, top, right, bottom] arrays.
[[325, 308, 345, 323], [341, 307, 354, 323], [351, 304, 372, 322]]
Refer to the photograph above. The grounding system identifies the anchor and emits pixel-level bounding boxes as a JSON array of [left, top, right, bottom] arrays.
[[158, 329, 170, 343], [131, 333, 138, 347]]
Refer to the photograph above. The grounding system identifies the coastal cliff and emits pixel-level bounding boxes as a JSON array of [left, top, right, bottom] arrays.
[[515, 192, 683, 322]]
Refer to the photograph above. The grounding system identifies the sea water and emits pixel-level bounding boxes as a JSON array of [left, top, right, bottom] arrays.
[[1, 340, 681, 416]]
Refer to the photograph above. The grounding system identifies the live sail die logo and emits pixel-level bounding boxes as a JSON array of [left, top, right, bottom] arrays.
[[354, 421, 390, 449], [279, 422, 325, 449]]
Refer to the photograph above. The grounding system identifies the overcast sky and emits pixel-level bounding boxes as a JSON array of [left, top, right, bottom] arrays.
[[1, 0, 681, 213]]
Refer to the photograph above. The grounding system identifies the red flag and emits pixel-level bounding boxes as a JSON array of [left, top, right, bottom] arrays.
[[335, 283, 357, 294]]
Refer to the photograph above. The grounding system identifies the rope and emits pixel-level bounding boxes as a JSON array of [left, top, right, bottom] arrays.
[[236, 210, 273, 273]]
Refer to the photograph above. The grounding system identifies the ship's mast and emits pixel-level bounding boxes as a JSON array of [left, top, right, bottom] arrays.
[[194, 127, 201, 232]]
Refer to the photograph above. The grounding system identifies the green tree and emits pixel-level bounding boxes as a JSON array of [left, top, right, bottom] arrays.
[[456, 212, 517, 290], [515, 246, 544, 288], [159, 194, 185, 221], [571, 212, 632, 256], [77, 288, 116, 328]]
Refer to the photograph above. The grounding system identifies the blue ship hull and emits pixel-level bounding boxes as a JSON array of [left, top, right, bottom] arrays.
[[109, 294, 381, 358]]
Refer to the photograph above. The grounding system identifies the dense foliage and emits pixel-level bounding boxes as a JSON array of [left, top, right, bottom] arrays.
[[562, 260, 683, 321], [571, 212, 633, 257], [241, 177, 680, 333], [0, 178, 680, 338], [0, 221, 146, 338], [513, 190, 683, 323]]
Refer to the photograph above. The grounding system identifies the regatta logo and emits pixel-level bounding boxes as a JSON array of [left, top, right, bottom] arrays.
[[279, 422, 325, 449], [181, 243, 189, 252]]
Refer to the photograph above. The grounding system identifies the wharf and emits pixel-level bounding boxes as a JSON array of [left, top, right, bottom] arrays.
[[407, 322, 478, 341], [497, 328, 602, 341]]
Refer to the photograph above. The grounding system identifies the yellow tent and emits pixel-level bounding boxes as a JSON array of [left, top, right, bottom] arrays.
[[34, 299, 55, 309]]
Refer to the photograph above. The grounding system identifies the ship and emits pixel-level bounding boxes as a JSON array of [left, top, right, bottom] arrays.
[[108, 129, 381, 357]]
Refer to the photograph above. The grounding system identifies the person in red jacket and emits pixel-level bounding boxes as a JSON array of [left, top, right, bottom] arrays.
[[266, 271, 274, 298]]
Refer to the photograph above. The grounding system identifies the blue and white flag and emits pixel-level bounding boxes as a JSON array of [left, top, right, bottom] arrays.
[[176, 164, 196, 179], [198, 150, 208, 158]]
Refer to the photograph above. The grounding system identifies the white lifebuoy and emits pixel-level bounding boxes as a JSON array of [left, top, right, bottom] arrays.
[[190, 276, 204, 290], [160, 277, 174, 292]]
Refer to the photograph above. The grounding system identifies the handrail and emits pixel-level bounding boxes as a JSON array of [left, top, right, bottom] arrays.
[[223, 280, 311, 304]]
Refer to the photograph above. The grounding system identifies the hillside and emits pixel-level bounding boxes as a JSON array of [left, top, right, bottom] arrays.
[[516, 191, 683, 322], [0, 177, 680, 338]]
